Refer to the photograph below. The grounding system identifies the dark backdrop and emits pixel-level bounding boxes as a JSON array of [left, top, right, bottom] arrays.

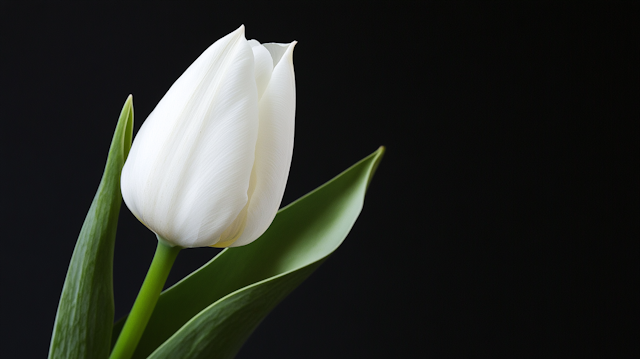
[[1, 2, 637, 358]]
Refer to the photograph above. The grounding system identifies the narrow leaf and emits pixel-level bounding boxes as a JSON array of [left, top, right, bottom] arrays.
[[113, 146, 384, 359], [49, 96, 134, 359]]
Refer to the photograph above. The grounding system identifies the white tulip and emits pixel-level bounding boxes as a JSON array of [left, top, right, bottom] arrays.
[[120, 26, 296, 248]]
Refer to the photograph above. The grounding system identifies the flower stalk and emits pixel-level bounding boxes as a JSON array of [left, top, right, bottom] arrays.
[[109, 239, 181, 359]]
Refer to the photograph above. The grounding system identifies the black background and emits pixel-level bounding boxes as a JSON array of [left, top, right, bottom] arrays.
[[1, 2, 638, 358]]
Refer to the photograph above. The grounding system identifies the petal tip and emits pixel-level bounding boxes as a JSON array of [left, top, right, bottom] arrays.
[[283, 41, 297, 62]]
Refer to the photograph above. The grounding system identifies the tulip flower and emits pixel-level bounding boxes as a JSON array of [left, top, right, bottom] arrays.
[[110, 26, 296, 359], [120, 25, 296, 248]]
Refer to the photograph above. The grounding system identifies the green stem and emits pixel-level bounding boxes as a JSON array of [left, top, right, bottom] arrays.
[[110, 238, 181, 359]]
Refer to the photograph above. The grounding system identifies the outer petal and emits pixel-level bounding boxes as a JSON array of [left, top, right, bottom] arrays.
[[230, 41, 296, 247], [121, 26, 259, 248]]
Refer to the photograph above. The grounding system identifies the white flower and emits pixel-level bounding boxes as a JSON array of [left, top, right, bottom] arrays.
[[121, 26, 296, 248]]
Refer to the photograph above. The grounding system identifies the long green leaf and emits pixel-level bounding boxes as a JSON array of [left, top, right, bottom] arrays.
[[49, 96, 134, 359], [113, 146, 384, 359]]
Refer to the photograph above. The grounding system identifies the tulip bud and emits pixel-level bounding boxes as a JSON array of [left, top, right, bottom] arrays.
[[121, 26, 296, 248]]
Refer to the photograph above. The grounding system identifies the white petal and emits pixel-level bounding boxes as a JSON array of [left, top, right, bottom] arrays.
[[251, 43, 273, 101], [231, 41, 296, 247], [262, 43, 290, 67], [121, 26, 259, 248]]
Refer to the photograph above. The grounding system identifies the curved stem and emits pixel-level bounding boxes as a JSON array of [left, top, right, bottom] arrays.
[[109, 239, 181, 359]]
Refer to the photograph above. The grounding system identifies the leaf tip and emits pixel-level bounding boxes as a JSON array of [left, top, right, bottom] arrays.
[[366, 146, 385, 190], [117, 95, 135, 160]]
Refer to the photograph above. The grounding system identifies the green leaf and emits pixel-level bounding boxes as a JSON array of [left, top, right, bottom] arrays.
[[113, 146, 384, 359], [49, 96, 134, 359]]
